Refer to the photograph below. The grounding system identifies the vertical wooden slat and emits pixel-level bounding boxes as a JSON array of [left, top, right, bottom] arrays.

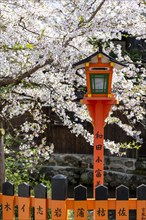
[[116, 185, 129, 220], [18, 183, 31, 220], [137, 184, 146, 220], [34, 183, 47, 220], [95, 185, 108, 220], [51, 174, 67, 220], [2, 182, 15, 220], [74, 185, 87, 220]]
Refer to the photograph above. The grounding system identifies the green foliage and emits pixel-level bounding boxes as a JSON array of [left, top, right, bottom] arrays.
[[26, 43, 34, 50], [5, 157, 29, 190], [40, 29, 45, 38], [2, 44, 9, 50], [5, 133, 22, 148], [5, 156, 51, 194], [122, 33, 129, 38], [119, 141, 141, 150], [37, 29, 45, 40], [4, 154, 51, 218], [88, 37, 101, 50], [0, 84, 14, 95], [128, 48, 145, 61], [2, 43, 34, 51], [13, 43, 23, 51], [21, 80, 38, 88], [78, 15, 85, 25]]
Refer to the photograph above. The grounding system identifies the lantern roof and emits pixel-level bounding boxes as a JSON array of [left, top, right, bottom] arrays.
[[73, 49, 127, 70]]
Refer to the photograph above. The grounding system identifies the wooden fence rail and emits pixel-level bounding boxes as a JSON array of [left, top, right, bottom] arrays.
[[0, 174, 146, 220]]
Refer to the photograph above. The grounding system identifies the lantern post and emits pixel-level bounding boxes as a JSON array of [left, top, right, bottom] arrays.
[[73, 48, 126, 197]]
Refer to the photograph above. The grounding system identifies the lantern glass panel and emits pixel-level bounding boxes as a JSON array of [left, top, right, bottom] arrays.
[[90, 74, 109, 94]]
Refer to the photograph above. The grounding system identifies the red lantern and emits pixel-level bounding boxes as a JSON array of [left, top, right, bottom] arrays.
[[73, 49, 126, 196]]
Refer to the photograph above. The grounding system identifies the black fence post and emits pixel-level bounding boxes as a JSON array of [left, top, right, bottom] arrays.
[[116, 185, 129, 220], [2, 181, 14, 196], [95, 185, 108, 219], [2, 182, 14, 219], [52, 174, 68, 200], [137, 184, 146, 220], [95, 185, 108, 200], [51, 174, 68, 220], [18, 183, 30, 197], [137, 184, 146, 200], [18, 183, 31, 220], [116, 185, 129, 200], [74, 185, 87, 201], [74, 185, 87, 219], [34, 183, 47, 199], [34, 183, 47, 220]]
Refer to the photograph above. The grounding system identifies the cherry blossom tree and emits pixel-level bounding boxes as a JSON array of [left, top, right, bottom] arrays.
[[0, 0, 145, 188]]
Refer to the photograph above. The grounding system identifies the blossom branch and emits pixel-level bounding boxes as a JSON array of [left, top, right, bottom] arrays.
[[0, 58, 53, 87], [84, 0, 106, 24], [19, 17, 40, 36]]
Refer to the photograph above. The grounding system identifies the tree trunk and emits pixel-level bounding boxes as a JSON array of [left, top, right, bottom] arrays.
[[0, 121, 5, 192]]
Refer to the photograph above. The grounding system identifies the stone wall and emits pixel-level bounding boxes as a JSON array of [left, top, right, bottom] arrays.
[[41, 153, 146, 193]]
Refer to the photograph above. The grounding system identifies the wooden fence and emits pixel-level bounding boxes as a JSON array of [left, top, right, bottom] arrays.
[[0, 174, 146, 220]]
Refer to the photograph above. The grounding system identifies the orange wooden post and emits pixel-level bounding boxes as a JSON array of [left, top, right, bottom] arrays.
[[18, 183, 31, 220], [94, 101, 104, 189], [51, 174, 67, 220], [116, 185, 129, 220], [83, 98, 117, 197], [95, 185, 108, 220], [137, 184, 146, 220], [34, 183, 47, 220], [74, 185, 87, 220], [2, 182, 15, 220]]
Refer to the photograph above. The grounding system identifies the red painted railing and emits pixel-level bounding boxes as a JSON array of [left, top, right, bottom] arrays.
[[0, 174, 146, 219]]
